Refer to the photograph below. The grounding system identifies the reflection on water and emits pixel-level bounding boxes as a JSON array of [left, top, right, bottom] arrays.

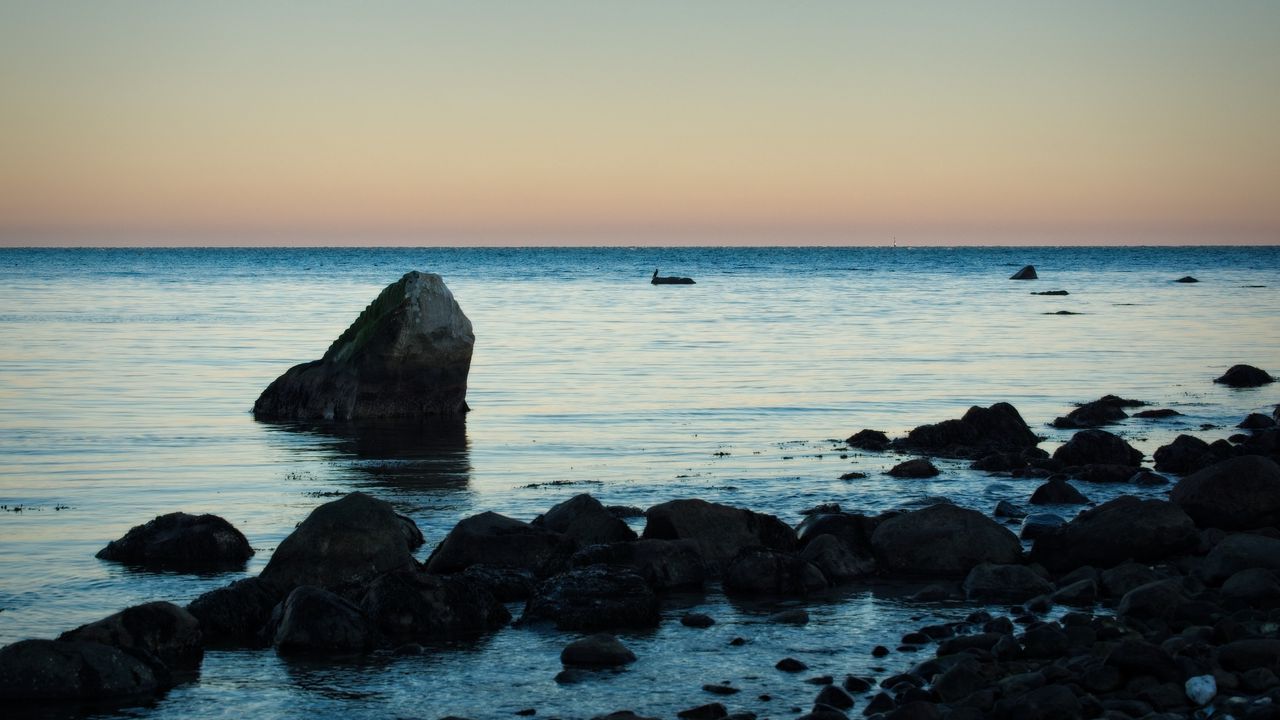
[[259, 419, 472, 492]]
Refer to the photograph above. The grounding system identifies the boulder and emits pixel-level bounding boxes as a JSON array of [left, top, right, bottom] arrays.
[[1029, 479, 1089, 505], [259, 493, 421, 591], [887, 458, 939, 478], [800, 533, 876, 583], [1221, 568, 1280, 605], [1176, 276, 1199, 283], [1100, 562, 1161, 598], [1072, 463, 1140, 484], [1154, 435, 1227, 474], [0, 639, 159, 701], [58, 601, 202, 677], [962, 563, 1053, 602], [1116, 578, 1187, 619], [641, 499, 796, 571], [1170, 456, 1280, 530], [1199, 533, 1280, 584], [1240, 413, 1277, 430], [1217, 640, 1280, 672], [846, 429, 890, 451], [253, 271, 473, 420], [533, 494, 637, 545], [796, 511, 881, 550], [425, 511, 574, 577], [1052, 429, 1142, 467], [95, 512, 252, 570], [870, 504, 1022, 576], [1214, 364, 1275, 388], [270, 586, 378, 655], [521, 565, 660, 631], [1020, 513, 1065, 540], [1051, 400, 1129, 429], [895, 403, 1040, 458], [1029, 496, 1197, 573], [1010, 265, 1038, 280], [186, 576, 284, 647], [994, 500, 1027, 519], [723, 547, 827, 595], [458, 564, 538, 601], [561, 633, 636, 667], [570, 539, 704, 590], [359, 567, 510, 642], [1135, 408, 1182, 419]]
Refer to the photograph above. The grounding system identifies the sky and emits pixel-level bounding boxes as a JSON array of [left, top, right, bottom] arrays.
[[1, 1, 1278, 246]]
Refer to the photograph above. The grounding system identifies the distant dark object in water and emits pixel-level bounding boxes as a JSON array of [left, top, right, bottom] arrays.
[[1214, 364, 1275, 388], [1175, 276, 1200, 283], [1045, 310, 1081, 315], [1243, 285, 1267, 288], [1134, 408, 1182, 419], [1010, 265, 1037, 280], [652, 269, 695, 285], [1032, 290, 1068, 295]]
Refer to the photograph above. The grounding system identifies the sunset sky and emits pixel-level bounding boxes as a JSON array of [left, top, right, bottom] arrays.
[[1, 1, 1277, 246]]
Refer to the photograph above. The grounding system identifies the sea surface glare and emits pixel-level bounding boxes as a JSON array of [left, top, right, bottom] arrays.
[[1, 246, 1278, 718]]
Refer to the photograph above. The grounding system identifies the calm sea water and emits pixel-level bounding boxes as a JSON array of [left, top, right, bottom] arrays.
[[1, 246, 1278, 718]]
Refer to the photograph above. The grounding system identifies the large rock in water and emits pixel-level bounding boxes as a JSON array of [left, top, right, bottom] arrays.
[[1214, 364, 1274, 388], [1010, 265, 1038, 280], [533, 494, 637, 545], [186, 576, 283, 648], [869, 504, 1021, 576], [894, 402, 1041, 458], [269, 586, 378, 655], [58, 601, 203, 679], [1029, 496, 1197, 573], [358, 567, 510, 642], [1171, 456, 1280, 530], [641, 499, 796, 571], [259, 493, 422, 592], [253, 271, 473, 420], [95, 512, 252, 570], [425, 511, 575, 577], [1051, 429, 1142, 467], [0, 639, 159, 701]]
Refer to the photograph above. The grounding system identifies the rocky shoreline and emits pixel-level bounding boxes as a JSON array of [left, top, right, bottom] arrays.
[[3, 381, 1280, 719]]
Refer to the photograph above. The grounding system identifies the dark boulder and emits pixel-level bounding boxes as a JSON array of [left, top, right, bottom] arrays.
[[1218, 640, 1280, 672], [1171, 456, 1280, 530], [1176, 275, 1199, 283], [846, 429, 890, 451], [1100, 562, 1161, 597], [796, 511, 881, 550], [1135, 408, 1182, 419], [359, 567, 509, 642], [895, 403, 1040, 458], [1221, 568, 1280, 605], [1072, 463, 1140, 484], [641, 499, 796, 571], [570, 539, 705, 590], [1051, 399, 1129, 429], [962, 563, 1053, 602], [259, 493, 422, 591], [1154, 434, 1228, 474], [0, 639, 159, 701], [534, 493, 637, 545], [1240, 413, 1277, 430], [560, 633, 636, 667], [186, 576, 283, 647], [425, 510, 574, 577], [254, 271, 474, 421], [887, 458, 939, 478], [1010, 265, 1038, 280], [1029, 479, 1089, 505], [1052, 429, 1142, 467], [58, 601, 202, 678], [800, 533, 876, 582], [521, 565, 659, 631], [1029, 496, 1197, 572], [994, 500, 1026, 519], [870, 503, 1021, 576], [1020, 513, 1065, 540], [1116, 578, 1187, 619], [1199, 533, 1280, 584], [95, 512, 252, 570], [269, 586, 378, 655], [723, 547, 826, 595], [1214, 364, 1275, 388], [458, 564, 538, 601]]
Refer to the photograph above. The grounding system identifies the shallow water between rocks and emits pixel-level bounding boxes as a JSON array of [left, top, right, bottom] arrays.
[[1, 246, 1278, 718]]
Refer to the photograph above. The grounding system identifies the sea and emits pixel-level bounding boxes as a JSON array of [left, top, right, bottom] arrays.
[[1, 245, 1278, 718]]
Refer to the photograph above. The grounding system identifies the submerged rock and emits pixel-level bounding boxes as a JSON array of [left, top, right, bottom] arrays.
[[963, 563, 1053, 602], [254, 271, 473, 421], [870, 503, 1021, 576], [561, 633, 636, 667], [1029, 478, 1089, 505], [1052, 429, 1142, 467], [1051, 398, 1131, 429], [260, 492, 421, 591], [887, 458, 940, 478], [723, 547, 826, 595], [269, 586, 378, 655], [846, 428, 890, 451], [359, 567, 510, 642], [1214, 364, 1275, 388], [95, 512, 252, 570], [186, 576, 283, 647], [521, 565, 659, 631]]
